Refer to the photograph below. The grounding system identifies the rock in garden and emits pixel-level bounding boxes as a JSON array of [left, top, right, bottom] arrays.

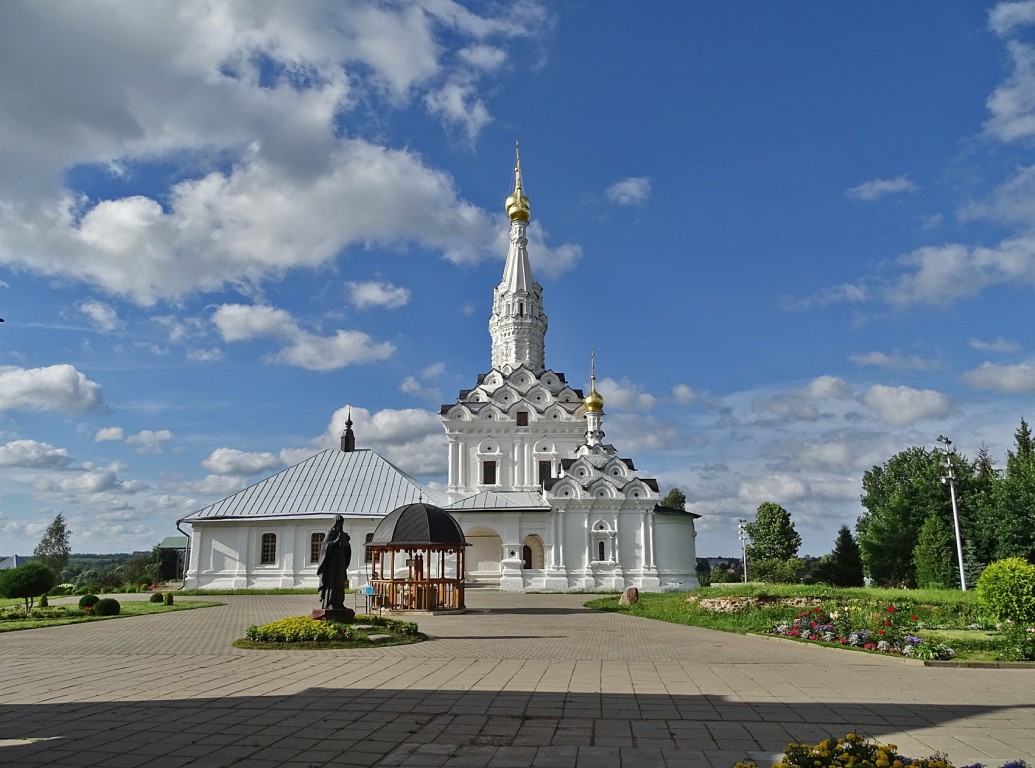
[[619, 587, 639, 606]]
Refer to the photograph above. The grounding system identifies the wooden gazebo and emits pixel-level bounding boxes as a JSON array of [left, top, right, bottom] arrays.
[[368, 502, 468, 613]]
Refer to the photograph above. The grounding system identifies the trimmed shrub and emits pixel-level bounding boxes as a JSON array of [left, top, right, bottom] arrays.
[[149, 592, 164, 603], [39, 595, 49, 608], [245, 617, 346, 643], [94, 598, 121, 616], [78, 594, 100, 609], [163, 592, 174, 606], [51, 583, 75, 596], [976, 558, 1035, 624]]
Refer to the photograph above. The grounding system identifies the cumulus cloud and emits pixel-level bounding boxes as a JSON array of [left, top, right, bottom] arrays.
[[347, 280, 411, 310], [0, 364, 104, 413], [94, 426, 124, 442], [803, 376, 853, 400], [605, 177, 652, 206], [964, 361, 1035, 393], [126, 429, 173, 453], [848, 351, 940, 370], [311, 404, 446, 475], [596, 377, 656, 411], [737, 474, 809, 504], [969, 336, 1021, 353], [989, 1, 1035, 36], [671, 383, 697, 404], [0, 3, 564, 305], [752, 396, 821, 424], [845, 175, 919, 201], [212, 303, 395, 370], [985, 40, 1035, 142], [202, 447, 281, 476], [77, 299, 121, 331], [861, 384, 952, 426], [40, 462, 147, 497], [400, 376, 443, 403], [0, 439, 74, 469]]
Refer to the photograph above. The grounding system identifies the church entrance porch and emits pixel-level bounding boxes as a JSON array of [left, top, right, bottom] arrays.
[[464, 526, 503, 587]]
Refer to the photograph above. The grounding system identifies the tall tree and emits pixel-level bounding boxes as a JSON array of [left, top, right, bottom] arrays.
[[33, 513, 72, 574], [745, 502, 801, 561], [660, 488, 686, 510], [968, 445, 1001, 567], [824, 525, 865, 587], [993, 418, 1035, 562], [913, 513, 957, 589], [856, 446, 966, 587]]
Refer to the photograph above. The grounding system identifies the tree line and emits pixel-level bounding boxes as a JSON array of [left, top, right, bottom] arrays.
[[721, 417, 1035, 588]]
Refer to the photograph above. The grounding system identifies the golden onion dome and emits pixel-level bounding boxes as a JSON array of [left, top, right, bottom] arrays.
[[584, 387, 604, 413], [505, 142, 531, 221]]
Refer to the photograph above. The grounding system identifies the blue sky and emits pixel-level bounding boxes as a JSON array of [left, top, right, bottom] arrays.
[[2, 1, 1035, 558]]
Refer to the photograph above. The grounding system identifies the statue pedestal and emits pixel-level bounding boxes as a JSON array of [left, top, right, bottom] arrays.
[[310, 607, 355, 622]]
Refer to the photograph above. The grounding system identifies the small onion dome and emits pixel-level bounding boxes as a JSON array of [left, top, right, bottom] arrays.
[[370, 502, 467, 547], [584, 387, 604, 413], [505, 145, 530, 221]]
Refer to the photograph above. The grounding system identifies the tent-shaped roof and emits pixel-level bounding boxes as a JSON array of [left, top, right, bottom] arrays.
[[370, 503, 467, 547], [182, 448, 439, 522]]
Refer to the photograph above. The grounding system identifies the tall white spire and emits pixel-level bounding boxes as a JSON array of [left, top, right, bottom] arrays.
[[490, 143, 548, 373]]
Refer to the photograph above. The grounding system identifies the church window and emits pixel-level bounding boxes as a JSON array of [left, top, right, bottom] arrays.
[[552, 413, 558, 419], [482, 460, 497, 485], [519, 301, 524, 316], [522, 545, 532, 569], [260, 533, 277, 565], [364, 533, 374, 563], [538, 460, 551, 485], [632, 492, 640, 498], [597, 541, 606, 561], [310, 532, 325, 564], [516, 411, 528, 426]]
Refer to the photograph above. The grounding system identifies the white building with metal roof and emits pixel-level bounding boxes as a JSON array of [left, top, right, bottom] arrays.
[[180, 151, 699, 592]]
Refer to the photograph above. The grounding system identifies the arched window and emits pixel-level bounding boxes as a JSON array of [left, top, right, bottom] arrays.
[[260, 533, 277, 565], [597, 541, 606, 562], [310, 532, 325, 564], [522, 545, 532, 569]]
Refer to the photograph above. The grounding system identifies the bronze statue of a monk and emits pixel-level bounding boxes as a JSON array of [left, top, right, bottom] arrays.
[[317, 515, 351, 610]]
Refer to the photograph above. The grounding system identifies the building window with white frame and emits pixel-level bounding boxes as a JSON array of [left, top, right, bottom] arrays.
[[310, 532, 325, 564], [260, 533, 277, 565], [482, 460, 497, 485]]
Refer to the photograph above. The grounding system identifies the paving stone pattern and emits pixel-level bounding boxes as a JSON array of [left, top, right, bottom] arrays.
[[0, 592, 1033, 767]]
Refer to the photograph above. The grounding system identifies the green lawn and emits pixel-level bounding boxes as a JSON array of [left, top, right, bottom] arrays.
[[584, 584, 1006, 662], [0, 599, 221, 632]]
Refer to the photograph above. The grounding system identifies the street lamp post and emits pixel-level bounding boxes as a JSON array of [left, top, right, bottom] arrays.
[[937, 435, 967, 591], [737, 519, 749, 584]]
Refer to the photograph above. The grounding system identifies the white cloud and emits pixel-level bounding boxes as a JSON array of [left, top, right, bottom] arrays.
[[848, 351, 940, 370], [126, 429, 173, 453], [202, 447, 281, 476], [845, 175, 919, 201], [671, 383, 697, 404], [41, 462, 146, 496], [964, 361, 1035, 393], [784, 282, 869, 310], [737, 474, 809, 505], [752, 395, 821, 424], [803, 375, 853, 400], [0, 3, 563, 304], [347, 280, 411, 310], [187, 347, 224, 362], [313, 404, 446, 475], [212, 303, 395, 371], [0, 364, 104, 413], [424, 79, 492, 142], [605, 177, 652, 206], [861, 384, 952, 426], [985, 40, 1035, 142], [78, 299, 121, 331], [400, 376, 443, 403], [184, 474, 249, 497], [422, 362, 446, 378], [989, 1, 1035, 36], [969, 336, 1021, 353], [596, 377, 656, 411], [94, 426, 124, 442], [458, 44, 506, 70], [0, 439, 74, 469]]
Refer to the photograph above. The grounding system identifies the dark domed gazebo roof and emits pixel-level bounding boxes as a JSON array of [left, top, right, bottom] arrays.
[[371, 502, 468, 547]]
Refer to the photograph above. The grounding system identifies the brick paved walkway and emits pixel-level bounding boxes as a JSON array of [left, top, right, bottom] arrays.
[[1, 591, 1033, 767]]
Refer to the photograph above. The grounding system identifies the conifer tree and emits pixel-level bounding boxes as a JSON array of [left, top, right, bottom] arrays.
[[826, 525, 864, 587], [913, 513, 956, 589]]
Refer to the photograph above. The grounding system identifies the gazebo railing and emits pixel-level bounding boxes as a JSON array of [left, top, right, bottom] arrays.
[[371, 577, 464, 611]]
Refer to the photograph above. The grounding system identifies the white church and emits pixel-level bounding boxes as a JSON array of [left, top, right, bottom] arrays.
[[180, 153, 700, 593]]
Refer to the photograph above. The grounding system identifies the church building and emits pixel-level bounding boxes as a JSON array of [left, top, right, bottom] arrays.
[[180, 152, 700, 593]]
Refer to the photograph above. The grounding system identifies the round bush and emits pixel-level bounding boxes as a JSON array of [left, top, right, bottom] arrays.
[[149, 592, 164, 603], [78, 594, 100, 609], [93, 598, 121, 616], [976, 558, 1035, 624]]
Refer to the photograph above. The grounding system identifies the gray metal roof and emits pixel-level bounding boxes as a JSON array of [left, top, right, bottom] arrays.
[[181, 449, 440, 522], [443, 490, 550, 511]]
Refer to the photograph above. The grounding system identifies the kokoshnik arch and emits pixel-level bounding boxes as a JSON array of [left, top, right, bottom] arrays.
[[180, 149, 700, 593]]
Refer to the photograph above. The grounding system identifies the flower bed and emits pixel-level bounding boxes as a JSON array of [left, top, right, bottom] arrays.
[[241, 614, 423, 648], [768, 602, 957, 660], [731, 732, 1030, 768]]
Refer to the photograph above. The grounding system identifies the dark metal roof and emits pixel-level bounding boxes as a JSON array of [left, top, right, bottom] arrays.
[[654, 504, 701, 518], [370, 503, 468, 547]]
